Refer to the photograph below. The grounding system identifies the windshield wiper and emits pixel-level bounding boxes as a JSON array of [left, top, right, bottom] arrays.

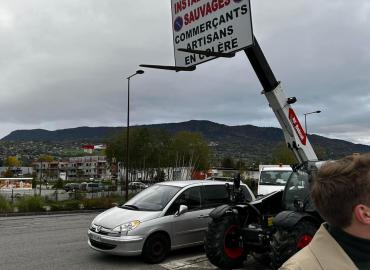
[[120, 204, 139, 210]]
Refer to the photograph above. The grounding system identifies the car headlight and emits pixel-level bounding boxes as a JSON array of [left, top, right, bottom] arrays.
[[112, 220, 141, 234], [90, 220, 97, 230]]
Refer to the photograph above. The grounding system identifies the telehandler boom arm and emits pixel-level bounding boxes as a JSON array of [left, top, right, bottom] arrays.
[[245, 37, 318, 163]]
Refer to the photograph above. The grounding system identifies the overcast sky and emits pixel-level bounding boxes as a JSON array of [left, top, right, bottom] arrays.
[[1, 0, 369, 145]]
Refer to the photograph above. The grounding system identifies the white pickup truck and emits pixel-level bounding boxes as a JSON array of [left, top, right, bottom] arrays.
[[257, 164, 292, 196]]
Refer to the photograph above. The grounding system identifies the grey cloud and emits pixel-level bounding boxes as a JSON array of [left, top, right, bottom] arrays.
[[0, 0, 369, 146]]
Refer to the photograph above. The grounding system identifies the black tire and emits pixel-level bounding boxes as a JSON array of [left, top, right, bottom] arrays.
[[142, 233, 170, 264], [271, 220, 318, 269], [205, 215, 246, 269]]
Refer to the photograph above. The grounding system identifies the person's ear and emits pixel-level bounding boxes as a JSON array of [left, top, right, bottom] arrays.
[[354, 204, 370, 225]]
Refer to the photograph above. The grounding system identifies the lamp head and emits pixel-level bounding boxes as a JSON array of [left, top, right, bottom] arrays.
[[287, 97, 297, 104], [136, 70, 144, 75], [316, 110, 321, 113]]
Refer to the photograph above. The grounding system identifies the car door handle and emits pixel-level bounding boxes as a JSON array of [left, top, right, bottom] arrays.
[[198, 215, 210, 219]]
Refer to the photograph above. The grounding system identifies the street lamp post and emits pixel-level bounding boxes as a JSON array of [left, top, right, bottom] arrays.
[[39, 161, 42, 196], [124, 70, 144, 201], [304, 110, 321, 134]]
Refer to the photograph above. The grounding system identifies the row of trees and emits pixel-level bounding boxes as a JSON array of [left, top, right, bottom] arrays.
[[105, 128, 211, 181], [220, 142, 330, 170]]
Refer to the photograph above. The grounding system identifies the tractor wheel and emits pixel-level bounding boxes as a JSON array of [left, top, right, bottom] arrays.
[[205, 215, 246, 269], [271, 220, 318, 269]]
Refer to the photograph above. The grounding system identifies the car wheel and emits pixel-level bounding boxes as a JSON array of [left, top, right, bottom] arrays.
[[271, 220, 318, 269], [205, 215, 246, 269], [142, 233, 170, 264]]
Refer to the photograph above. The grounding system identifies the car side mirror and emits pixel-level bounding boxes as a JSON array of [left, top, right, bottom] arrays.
[[175, 205, 188, 217]]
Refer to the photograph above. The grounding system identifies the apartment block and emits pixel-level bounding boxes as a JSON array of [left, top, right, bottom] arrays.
[[33, 156, 110, 180]]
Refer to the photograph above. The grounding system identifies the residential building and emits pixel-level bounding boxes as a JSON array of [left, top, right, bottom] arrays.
[[33, 156, 110, 180]]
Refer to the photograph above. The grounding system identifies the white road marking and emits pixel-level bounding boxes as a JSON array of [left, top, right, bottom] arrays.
[[160, 254, 216, 270]]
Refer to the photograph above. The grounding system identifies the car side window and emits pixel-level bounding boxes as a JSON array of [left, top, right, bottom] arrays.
[[165, 187, 201, 215], [201, 185, 230, 209]]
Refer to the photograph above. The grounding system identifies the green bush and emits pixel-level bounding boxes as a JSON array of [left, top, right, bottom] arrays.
[[82, 198, 109, 209], [16, 196, 45, 212], [0, 195, 11, 213], [48, 201, 64, 211], [48, 200, 80, 211], [82, 195, 124, 209], [12, 194, 126, 213], [63, 200, 80, 210], [52, 179, 64, 189]]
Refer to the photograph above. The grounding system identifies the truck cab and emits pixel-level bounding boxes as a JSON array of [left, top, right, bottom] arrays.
[[257, 165, 292, 196]]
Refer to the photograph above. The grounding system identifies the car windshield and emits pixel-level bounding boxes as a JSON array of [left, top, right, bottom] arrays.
[[260, 170, 292, 186], [121, 184, 181, 211]]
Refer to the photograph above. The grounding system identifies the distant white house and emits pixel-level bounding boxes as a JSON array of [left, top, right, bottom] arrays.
[[0, 167, 33, 177]]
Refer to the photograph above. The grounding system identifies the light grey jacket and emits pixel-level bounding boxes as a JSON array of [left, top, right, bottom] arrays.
[[280, 224, 358, 270]]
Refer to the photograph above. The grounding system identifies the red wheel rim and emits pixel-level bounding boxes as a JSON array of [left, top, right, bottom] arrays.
[[297, 234, 313, 249], [224, 225, 243, 259]]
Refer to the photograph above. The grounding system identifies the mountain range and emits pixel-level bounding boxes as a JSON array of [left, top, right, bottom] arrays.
[[2, 120, 369, 161]]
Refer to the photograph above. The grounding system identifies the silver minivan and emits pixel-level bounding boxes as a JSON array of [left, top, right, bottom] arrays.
[[88, 180, 255, 263]]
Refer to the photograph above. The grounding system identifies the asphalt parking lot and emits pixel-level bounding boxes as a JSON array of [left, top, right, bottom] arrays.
[[0, 212, 269, 270]]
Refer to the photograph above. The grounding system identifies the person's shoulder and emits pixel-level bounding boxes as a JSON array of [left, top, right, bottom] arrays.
[[279, 260, 303, 270], [279, 246, 318, 270]]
